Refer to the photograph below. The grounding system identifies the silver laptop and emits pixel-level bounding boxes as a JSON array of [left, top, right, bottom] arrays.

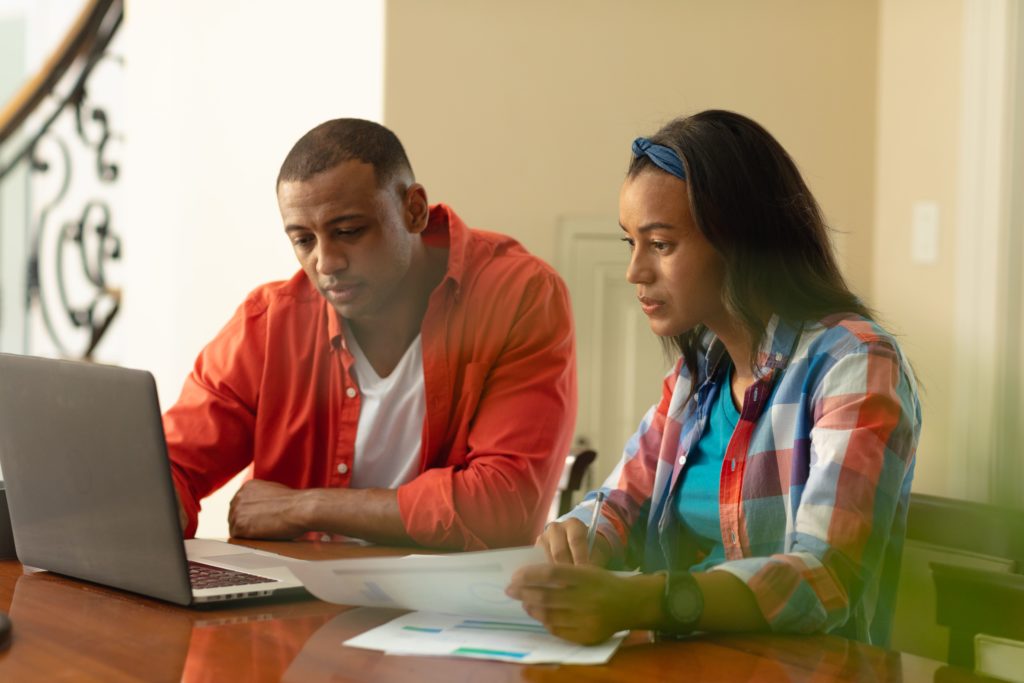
[[0, 353, 306, 605]]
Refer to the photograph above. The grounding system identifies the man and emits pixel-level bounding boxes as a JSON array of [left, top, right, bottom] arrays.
[[165, 119, 577, 550]]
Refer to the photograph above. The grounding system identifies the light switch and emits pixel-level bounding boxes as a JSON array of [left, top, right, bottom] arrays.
[[911, 201, 940, 264]]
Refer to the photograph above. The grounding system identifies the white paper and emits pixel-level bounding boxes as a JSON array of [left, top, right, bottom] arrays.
[[344, 610, 626, 665], [287, 545, 545, 620]]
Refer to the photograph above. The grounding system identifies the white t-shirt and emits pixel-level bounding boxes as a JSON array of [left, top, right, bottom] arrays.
[[344, 328, 426, 489]]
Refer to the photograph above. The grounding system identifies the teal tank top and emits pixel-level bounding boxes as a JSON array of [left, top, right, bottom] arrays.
[[674, 364, 739, 571]]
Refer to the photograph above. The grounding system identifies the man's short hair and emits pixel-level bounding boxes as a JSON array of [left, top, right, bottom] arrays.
[[276, 118, 414, 189]]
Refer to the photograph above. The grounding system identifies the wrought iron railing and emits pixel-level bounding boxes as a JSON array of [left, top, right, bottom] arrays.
[[0, 0, 123, 359]]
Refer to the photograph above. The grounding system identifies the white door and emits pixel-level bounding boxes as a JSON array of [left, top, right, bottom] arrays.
[[557, 215, 673, 483]]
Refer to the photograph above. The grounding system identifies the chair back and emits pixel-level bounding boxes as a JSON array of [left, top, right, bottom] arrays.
[[931, 561, 1024, 668], [975, 633, 1024, 683], [548, 448, 597, 521], [891, 492, 1024, 667]]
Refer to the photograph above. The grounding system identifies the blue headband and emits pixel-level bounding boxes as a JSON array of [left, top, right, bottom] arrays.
[[631, 137, 686, 180]]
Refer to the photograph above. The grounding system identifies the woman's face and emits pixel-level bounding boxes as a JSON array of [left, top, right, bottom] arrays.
[[618, 169, 727, 337]]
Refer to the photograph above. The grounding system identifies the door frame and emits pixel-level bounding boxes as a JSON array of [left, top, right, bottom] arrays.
[[950, 0, 1023, 505]]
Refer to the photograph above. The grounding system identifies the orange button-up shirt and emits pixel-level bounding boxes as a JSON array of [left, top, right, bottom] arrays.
[[165, 204, 577, 550]]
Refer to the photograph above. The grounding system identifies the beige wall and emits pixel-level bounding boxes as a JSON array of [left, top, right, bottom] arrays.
[[385, 1, 970, 500], [384, 0, 878, 296], [873, 0, 964, 497]]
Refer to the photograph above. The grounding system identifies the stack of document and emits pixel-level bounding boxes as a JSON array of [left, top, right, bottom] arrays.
[[287, 546, 626, 664]]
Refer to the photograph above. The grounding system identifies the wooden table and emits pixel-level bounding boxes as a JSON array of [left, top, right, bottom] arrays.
[[0, 541, 1003, 682]]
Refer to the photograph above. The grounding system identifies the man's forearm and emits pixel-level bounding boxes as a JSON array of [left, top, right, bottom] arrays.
[[298, 487, 412, 545]]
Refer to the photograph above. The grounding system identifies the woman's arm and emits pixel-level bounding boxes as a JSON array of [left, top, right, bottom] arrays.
[[506, 564, 767, 645], [544, 361, 689, 567], [710, 336, 920, 636]]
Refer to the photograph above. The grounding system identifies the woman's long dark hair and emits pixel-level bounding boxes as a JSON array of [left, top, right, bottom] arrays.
[[628, 110, 873, 379]]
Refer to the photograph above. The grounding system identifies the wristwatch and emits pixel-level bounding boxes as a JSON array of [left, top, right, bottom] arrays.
[[661, 571, 704, 636]]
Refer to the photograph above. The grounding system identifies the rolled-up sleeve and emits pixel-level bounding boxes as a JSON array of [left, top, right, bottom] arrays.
[[165, 298, 267, 538], [559, 363, 684, 565]]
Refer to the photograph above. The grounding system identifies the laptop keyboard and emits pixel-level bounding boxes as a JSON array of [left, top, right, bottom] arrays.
[[188, 561, 278, 590]]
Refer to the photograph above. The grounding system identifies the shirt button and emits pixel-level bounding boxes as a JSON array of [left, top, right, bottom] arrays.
[[337, 462, 349, 475], [320, 534, 331, 543], [678, 456, 686, 464], [346, 387, 357, 398]]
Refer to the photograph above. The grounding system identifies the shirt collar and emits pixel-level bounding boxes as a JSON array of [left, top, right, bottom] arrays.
[[326, 203, 466, 349], [421, 203, 468, 293], [327, 306, 349, 352], [702, 314, 802, 381]]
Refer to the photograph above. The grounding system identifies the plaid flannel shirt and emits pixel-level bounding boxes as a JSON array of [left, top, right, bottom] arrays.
[[562, 314, 920, 645]]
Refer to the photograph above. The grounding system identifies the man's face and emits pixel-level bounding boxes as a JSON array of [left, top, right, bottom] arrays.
[[278, 160, 421, 324]]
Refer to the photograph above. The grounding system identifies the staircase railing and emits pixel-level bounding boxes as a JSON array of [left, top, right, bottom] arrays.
[[0, 0, 124, 359]]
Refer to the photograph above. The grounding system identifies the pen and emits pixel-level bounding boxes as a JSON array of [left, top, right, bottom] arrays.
[[585, 490, 606, 559]]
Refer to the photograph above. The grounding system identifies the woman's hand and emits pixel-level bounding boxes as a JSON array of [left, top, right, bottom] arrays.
[[506, 564, 664, 645], [536, 518, 612, 566]]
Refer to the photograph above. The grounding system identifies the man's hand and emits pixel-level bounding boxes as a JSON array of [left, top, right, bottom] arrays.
[[228, 479, 311, 539], [536, 518, 612, 566], [173, 490, 189, 534], [177, 499, 189, 534], [506, 564, 664, 645], [227, 483, 410, 545]]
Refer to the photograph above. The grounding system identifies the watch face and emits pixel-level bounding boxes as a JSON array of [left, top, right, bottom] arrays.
[[665, 572, 704, 630], [669, 583, 702, 622]]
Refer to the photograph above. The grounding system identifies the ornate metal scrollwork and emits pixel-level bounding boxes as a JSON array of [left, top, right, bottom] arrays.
[[0, 0, 124, 359], [26, 91, 123, 359], [72, 76, 120, 184]]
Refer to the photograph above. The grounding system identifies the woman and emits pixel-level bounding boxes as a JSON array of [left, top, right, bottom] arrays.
[[506, 110, 920, 647]]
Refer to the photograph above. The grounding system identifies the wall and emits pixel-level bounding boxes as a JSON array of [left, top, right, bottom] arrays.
[[872, 0, 964, 497], [0, 13, 27, 357], [383, 0, 880, 459], [115, 0, 385, 537], [384, 0, 879, 294]]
